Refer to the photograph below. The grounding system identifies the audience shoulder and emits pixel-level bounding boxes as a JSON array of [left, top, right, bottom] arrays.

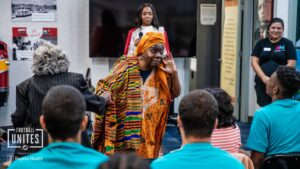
[[151, 148, 184, 168], [151, 156, 172, 169], [214, 149, 245, 169], [151, 149, 244, 169], [86, 146, 109, 161], [8, 153, 40, 169], [254, 106, 269, 116]]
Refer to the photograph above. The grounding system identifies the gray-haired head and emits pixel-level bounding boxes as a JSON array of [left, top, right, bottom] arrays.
[[32, 42, 70, 75]]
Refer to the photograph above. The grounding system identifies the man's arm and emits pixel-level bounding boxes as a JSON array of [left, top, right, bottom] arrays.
[[251, 150, 265, 169], [78, 74, 108, 115]]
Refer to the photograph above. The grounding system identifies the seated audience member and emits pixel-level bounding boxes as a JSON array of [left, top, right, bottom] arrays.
[[99, 152, 150, 169], [246, 66, 300, 168], [11, 42, 111, 157], [151, 90, 244, 169], [205, 88, 254, 168], [8, 85, 108, 169], [205, 88, 241, 153]]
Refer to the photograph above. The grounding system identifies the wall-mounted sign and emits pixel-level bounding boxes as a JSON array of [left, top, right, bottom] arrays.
[[200, 4, 217, 25], [220, 0, 239, 101]]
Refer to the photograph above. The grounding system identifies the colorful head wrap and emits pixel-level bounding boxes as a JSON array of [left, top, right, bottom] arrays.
[[135, 32, 165, 55]]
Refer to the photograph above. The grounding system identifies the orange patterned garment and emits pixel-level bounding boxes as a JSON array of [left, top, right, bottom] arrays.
[[92, 55, 172, 158], [137, 65, 171, 158]]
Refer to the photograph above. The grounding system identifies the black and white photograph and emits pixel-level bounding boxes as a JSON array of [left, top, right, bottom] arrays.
[[11, 0, 57, 22]]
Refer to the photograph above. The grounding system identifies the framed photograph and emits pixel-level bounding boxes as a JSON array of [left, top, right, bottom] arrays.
[[12, 27, 57, 61], [252, 0, 273, 45], [11, 0, 57, 22]]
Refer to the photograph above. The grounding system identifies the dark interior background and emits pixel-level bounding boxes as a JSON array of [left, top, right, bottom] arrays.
[[90, 0, 197, 58]]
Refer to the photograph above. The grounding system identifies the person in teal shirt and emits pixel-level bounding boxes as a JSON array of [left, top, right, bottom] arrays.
[[8, 85, 108, 169], [151, 90, 244, 169], [247, 66, 300, 169]]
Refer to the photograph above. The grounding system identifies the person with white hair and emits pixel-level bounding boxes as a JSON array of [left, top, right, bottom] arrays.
[[11, 42, 111, 158]]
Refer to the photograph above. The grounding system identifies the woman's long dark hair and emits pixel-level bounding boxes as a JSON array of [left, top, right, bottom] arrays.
[[136, 3, 160, 29], [205, 88, 236, 129]]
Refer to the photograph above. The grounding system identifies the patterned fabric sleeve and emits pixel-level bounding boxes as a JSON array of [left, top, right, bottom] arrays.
[[92, 55, 129, 151]]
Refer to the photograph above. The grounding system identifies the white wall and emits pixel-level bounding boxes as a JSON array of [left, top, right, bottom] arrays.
[[273, 0, 289, 37], [0, 0, 109, 126]]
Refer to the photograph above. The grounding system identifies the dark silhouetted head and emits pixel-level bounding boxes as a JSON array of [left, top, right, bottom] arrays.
[[42, 85, 86, 140], [178, 90, 218, 138], [205, 88, 236, 128], [267, 66, 300, 98]]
